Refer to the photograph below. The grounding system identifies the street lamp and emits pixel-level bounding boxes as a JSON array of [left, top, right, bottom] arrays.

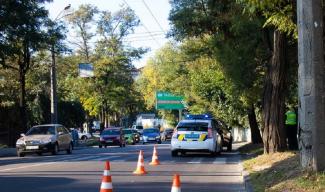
[[50, 4, 71, 124]]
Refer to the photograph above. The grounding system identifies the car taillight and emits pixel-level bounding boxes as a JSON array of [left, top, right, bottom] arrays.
[[207, 127, 213, 138]]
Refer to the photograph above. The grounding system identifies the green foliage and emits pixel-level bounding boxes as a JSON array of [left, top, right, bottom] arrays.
[[240, 0, 297, 39]]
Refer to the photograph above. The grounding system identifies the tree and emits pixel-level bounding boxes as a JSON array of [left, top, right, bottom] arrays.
[[241, 0, 298, 152], [0, 0, 55, 132], [66, 4, 98, 62], [168, 0, 264, 144]]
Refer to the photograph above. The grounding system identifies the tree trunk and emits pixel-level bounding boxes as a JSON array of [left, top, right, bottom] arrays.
[[262, 30, 287, 153], [248, 104, 263, 144], [19, 67, 27, 132], [297, 0, 325, 171]]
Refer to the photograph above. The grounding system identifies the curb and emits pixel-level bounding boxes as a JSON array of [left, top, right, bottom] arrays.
[[240, 154, 254, 192]]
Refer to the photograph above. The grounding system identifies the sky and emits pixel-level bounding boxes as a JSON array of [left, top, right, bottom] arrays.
[[45, 0, 172, 68]]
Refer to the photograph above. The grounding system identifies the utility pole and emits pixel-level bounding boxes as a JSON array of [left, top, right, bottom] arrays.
[[50, 4, 71, 124], [297, 0, 325, 171], [50, 44, 57, 124]]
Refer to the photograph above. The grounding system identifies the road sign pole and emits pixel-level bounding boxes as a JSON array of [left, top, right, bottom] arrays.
[[178, 109, 182, 122]]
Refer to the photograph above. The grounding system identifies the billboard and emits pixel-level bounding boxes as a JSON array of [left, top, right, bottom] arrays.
[[156, 91, 185, 110], [79, 63, 94, 77]]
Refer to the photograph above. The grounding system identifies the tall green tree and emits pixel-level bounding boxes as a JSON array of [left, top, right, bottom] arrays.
[[168, 0, 264, 144], [0, 0, 57, 131], [66, 4, 98, 62]]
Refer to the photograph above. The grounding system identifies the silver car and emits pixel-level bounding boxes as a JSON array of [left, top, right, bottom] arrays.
[[16, 124, 73, 157]]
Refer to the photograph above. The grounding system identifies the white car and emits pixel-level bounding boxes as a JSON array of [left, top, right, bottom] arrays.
[[78, 130, 92, 141], [171, 114, 223, 156]]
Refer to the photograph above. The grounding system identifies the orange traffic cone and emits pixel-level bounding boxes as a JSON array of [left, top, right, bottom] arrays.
[[171, 174, 181, 192], [100, 161, 113, 192], [133, 150, 147, 175], [149, 145, 160, 166]]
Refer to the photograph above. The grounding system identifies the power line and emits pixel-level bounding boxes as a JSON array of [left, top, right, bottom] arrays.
[[122, 0, 162, 47], [142, 0, 166, 34]]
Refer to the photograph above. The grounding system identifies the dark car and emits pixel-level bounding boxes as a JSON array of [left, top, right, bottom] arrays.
[[16, 124, 73, 157], [142, 128, 161, 144], [99, 127, 126, 148], [216, 120, 233, 151], [161, 128, 174, 141], [131, 129, 141, 143]]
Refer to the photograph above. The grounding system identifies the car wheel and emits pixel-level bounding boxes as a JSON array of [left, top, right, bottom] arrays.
[[227, 141, 232, 152], [123, 143, 126, 147], [119, 143, 123, 147], [99, 145, 102, 148], [142, 142, 145, 145], [37, 152, 42, 156], [81, 136, 87, 141], [52, 143, 59, 155], [158, 140, 162, 144], [171, 150, 178, 157], [66, 143, 72, 154], [17, 152, 25, 157]]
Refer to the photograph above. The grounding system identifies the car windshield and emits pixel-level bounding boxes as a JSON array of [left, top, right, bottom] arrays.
[[26, 126, 56, 135], [123, 129, 132, 134], [136, 126, 143, 130], [143, 128, 159, 133], [101, 129, 120, 135], [177, 122, 208, 132], [165, 129, 174, 133]]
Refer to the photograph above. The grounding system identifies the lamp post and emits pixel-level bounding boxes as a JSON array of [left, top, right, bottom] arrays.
[[50, 4, 71, 124]]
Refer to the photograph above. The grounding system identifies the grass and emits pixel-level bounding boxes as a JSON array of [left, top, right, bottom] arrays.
[[241, 143, 325, 192]]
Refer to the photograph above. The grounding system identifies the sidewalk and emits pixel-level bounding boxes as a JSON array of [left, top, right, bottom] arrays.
[[0, 145, 87, 158]]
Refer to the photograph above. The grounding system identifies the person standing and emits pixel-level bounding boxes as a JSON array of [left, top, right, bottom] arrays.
[[285, 107, 298, 150]]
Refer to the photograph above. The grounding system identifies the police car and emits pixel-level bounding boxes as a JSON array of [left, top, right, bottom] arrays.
[[171, 114, 229, 156]]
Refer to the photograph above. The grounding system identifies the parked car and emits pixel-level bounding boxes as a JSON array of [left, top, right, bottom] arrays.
[[171, 114, 226, 156], [132, 125, 144, 134], [122, 129, 136, 145], [78, 130, 92, 141], [216, 120, 233, 151], [161, 128, 174, 141], [142, 128, 161, 144], [16, 124, 73, 157], [99, 127, 126, 148]]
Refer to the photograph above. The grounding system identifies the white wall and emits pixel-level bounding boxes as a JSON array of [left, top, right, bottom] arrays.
[[232, 127, 251, 143]]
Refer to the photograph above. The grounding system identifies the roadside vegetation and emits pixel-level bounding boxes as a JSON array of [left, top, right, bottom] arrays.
[[240, 144, 325, 192]]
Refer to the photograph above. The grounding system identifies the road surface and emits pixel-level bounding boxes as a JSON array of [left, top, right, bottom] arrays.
[[0, 142, 246, 192]]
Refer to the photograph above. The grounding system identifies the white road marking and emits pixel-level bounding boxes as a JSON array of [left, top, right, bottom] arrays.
[[187, 157, 203, 164], [91, 155, 121, 161], [213, 157, 226, 164], [0, 162, 57, 172], [65, 155, 102, 161]]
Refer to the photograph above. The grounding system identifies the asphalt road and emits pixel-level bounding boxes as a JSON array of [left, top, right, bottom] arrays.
[[0, 142, 246, 192]]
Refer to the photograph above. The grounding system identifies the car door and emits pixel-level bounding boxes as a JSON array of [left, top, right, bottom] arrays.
[[62, 126, 72, 149], [57, 126, 69, 150]]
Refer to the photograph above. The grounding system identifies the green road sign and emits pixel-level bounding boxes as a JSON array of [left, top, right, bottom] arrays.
[[156, 91, 185, 110]]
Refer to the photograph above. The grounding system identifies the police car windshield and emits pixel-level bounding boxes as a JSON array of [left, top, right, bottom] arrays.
[[177, 122, 208, 132]]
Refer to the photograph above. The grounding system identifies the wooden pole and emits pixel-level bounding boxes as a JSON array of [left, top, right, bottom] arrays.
[[297, 0, 325, 171]]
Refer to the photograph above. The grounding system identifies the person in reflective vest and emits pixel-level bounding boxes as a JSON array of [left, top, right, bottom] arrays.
[[285, 108, 298, 150]]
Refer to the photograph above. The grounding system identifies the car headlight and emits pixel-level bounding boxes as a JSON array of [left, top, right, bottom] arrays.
[[143, 136, 148, 139], [16, 139, 25, 145], [156, 136, 160, 139]]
